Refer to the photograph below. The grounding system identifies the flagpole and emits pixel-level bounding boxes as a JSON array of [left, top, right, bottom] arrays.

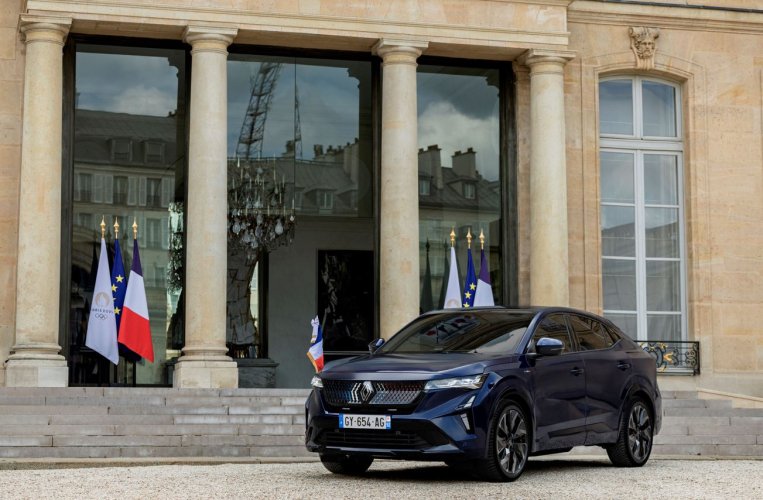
[[450, 228, 455, 247], [114, 217, 120, 240], [479, 228, 485, 250], [100, 216, 106, 239], [132, 217, 138, 240]]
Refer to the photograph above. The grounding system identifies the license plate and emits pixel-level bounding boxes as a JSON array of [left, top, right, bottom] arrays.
[[338, 414, 391, 430]]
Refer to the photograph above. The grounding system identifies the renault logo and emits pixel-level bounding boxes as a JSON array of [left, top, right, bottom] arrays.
[[359, 381, 375, 403]]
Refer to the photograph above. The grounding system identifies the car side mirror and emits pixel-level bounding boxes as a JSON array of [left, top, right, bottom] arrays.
[[535, 337, 564, 357], [368, 338, 385, 355]]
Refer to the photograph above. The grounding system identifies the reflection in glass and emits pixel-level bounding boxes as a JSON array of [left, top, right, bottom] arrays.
[[642, 81, 676, 137], [645, 207, 679, 258], [602, 259, 637, 311], [600, 80, 633, 135], [71, 45, 185, 386], [644, 154, 678, 205], [647, 314, 681, 342], [646, 261, 680, 311], [600, 152, 634, 203], [226, 55, 373, 363], [601, 205, 635, 257], [417, 65, 502, 311]]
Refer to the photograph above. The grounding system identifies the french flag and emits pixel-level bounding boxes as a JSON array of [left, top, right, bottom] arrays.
[[307, 316, 324, 373], [118, 237, 154, 362]]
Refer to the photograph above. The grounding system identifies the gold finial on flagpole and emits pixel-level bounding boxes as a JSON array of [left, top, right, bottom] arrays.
[[132, 217, 138, 240], [450, 228, 456, 248], [479, 228, 485, 250], [466, 228, 472, 249], [114, 217, 120, 239], [100, 216, 106, 239]]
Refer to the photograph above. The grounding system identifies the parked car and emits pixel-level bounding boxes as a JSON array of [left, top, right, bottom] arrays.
[[305, 307, 661, 481]]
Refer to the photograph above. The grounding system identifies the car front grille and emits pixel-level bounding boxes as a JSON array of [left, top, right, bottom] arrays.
[[321, 429, 430, 449], [322, 380, 425, 408]]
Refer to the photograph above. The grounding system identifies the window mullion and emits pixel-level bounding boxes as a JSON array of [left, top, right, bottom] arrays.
[[635, 149, 648, 340]]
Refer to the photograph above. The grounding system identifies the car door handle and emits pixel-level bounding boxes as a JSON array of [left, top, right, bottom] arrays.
[[617, 362, 632, 371], [569, 367, 584, 376]]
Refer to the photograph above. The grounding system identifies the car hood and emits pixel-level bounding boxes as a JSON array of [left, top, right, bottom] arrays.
[[321, 352, 516, 381]]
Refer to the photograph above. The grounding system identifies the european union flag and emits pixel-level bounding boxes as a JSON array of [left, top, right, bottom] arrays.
[[462, 246, 477, 308], [112, 237, 140, 362]]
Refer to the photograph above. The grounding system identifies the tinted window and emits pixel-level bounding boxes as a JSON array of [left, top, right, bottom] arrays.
[[568, 315, 615, 351], [528, 314, 574, 354], [379, 312, 534, 354]]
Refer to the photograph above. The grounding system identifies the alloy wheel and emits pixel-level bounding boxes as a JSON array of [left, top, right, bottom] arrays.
[[495, 407, 528, 476], [627, 402, 652, 463]]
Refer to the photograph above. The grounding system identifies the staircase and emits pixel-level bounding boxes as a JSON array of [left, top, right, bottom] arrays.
[[0, 387, 311, 459], [0, 388, 760, 459], [654, 390, 763, 457]]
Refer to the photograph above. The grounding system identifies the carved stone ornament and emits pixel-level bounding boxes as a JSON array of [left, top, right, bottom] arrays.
[[629, 27, 660, 70]]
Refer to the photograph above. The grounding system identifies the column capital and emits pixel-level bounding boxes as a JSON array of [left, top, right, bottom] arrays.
[[373, 39, 428, 65], [518, 48, 576, 74], [19, 15, 71, 46], [183, 26, 238, 54]]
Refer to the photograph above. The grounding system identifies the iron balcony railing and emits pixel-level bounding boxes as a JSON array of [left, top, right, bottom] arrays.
[[636, 340, 700, 375]]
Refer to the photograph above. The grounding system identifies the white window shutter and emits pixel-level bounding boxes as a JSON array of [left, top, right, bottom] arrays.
[[104, 175, 113, 204], [128, 177, 137, 206], [74, 174, 81, 201], [161, 177, 172, 207], [161, 216, 169, 250], [139, 177, 147, 206], [93, 175, 104, 203]]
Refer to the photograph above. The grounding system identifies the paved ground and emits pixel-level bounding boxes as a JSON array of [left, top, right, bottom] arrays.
[[0, 457, 760, 499]]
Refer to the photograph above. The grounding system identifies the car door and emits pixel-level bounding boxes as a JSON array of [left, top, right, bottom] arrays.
[[527, 313, 587, 451], [567, 314, 631, 445]]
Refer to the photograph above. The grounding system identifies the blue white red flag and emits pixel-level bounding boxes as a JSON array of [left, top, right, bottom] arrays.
[[462, 247, 477, 308], [86, 237, 119, 364], [307, 316, 324, 373], [473, 248, 495, 307], [118, 236, 154, 362]]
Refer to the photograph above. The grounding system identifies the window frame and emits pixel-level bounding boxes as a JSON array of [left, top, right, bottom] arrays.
[[599, 76, 688, 342]]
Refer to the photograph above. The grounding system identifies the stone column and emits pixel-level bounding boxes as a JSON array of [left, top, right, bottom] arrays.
[[5, 16, 72, 387], [518, 49, 575, 307], [373, 39, 428, 339], [173, 26, 239, 388]]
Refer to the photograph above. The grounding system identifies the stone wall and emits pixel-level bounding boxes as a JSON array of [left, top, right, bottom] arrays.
[[0, 0, 24, 387], [563, 3, 763, 396]]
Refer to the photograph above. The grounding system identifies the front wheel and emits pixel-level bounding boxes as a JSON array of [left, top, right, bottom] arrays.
[[319, 453, 373, 475], [474, 401, 530, 482], [607, 398, 654, 467]]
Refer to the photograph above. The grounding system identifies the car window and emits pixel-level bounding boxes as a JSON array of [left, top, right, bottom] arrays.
[[568, 315, 615, 351], [528, 313, 574, 354]]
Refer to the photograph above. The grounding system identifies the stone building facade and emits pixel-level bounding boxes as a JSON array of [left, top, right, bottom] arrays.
[[0, 1, 762, 399]]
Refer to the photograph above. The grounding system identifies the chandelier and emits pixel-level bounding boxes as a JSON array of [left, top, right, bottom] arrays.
[[228, 156, 296, 262]]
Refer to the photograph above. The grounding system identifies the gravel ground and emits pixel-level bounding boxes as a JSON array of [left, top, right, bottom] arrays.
[[0, 457, 760, 499]]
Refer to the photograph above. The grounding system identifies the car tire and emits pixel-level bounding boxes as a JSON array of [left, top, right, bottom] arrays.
[[607, 397, 654, 467], [474, 400, 530, 482], [319, 453, 373, 475]]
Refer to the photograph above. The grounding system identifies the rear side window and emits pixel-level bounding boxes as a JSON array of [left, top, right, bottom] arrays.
[[528, 314, 574, 354], [568, 315, 615, 351]]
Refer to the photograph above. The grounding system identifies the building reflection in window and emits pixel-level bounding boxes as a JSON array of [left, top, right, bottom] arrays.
[[70, 45, 186, 386], [417, 64, 503, 312]]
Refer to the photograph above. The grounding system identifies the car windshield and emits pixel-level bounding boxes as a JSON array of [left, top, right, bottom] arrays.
[[378, 311, 535, 354]]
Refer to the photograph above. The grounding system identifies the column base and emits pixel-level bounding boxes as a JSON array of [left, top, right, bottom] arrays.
[[5, 358, 68, 387], [173, 359, 239, 388]]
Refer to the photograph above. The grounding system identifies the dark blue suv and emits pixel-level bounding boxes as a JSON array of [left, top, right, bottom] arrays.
[[305, 307, 661, 481]]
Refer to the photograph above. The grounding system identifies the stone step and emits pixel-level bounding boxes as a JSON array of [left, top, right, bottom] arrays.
[[661, 399, 733, 409], [652, 444, 763, 457], [660, 390, 698, 400], [664, 407, 763, 417]]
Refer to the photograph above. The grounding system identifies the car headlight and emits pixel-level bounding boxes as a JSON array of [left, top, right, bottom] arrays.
[[310, 376, 323, 388], [424, 374, 486, 391]]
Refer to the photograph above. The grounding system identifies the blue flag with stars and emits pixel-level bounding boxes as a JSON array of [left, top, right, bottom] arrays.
[[462, 247, 477, 308], [111, 238, 127, 330]]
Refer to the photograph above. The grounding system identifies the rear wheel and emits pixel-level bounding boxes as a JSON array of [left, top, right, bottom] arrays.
[[474, 401, 529, 482], [607, 398, 653, 467], [319, 453, 373, 475]]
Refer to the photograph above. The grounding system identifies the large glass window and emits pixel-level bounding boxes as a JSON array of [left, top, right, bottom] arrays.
[[68, 44, 186, 385], [417, 64, 503, 312], [227, 53, 374, 387], [599, 77, 685, 341]]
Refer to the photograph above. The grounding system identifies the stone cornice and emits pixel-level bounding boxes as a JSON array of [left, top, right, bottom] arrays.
[[26, 0, 571, 51], [569, 0, 763, 35]]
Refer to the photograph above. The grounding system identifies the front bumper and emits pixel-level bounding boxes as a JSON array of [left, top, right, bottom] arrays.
[[304, 387, 489, 461]]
